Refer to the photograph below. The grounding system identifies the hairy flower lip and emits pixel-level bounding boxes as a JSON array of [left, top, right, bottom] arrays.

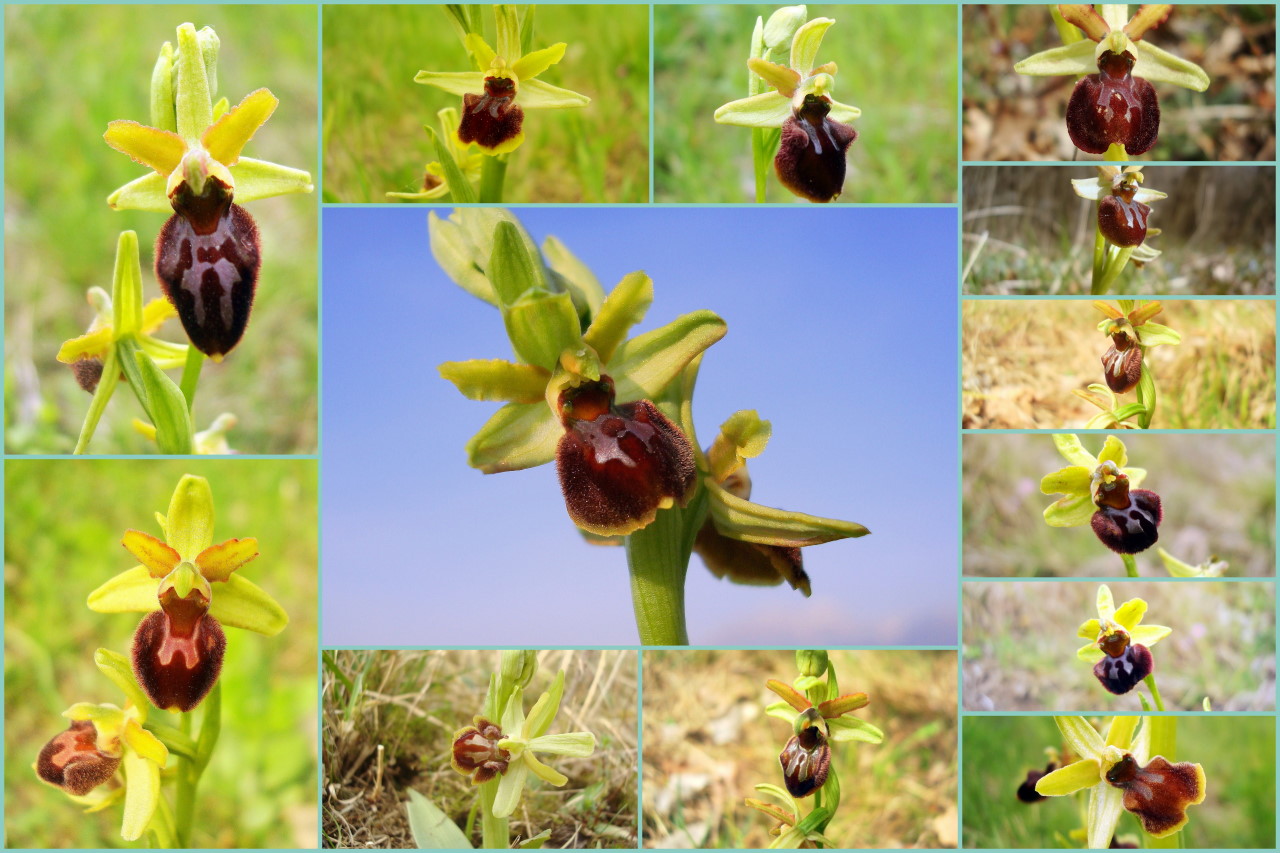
[[35, 720, 122, 796]]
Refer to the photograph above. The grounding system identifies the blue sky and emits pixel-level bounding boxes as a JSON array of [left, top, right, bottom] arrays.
[[321, 206, 958, 646]]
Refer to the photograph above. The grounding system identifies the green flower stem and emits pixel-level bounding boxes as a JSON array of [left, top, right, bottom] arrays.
[[1121, 553, 1139, 578], [180, 345, 205, 410], [151, 791, 178, 849], [73, 346, 121, 454], [1090, 228, 1107, 293], [173, 682, 220, 847], [479, 778, 508, 848], [1144, 673, 1166, 711], [752, 128, 769, 203], [626, 504, 693, 645], [479, 155, 508, 203], [1095, 244, 1136, 295]]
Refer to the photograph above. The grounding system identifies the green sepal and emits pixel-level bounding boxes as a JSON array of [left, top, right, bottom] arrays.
[[231, 157, 314, 203], [174, 23, 213, 144], [166, 474, 215, 558], [113, 232, 144, 337], [423, 125, 477, 204], [518, 3, 536, 56], [503, 290, 582, 370], [1135, 39, 1210, 92], [706, 479, 869, 547], [582, 272, 653, 365], [107, 172, 170, 212], [1135, 322, 1181, 347], [789, 17, 833, 75], [87, 566, 159, 613], [527, 670, 565, 738], [465, 402, 559, 473], [428, 211, 497, 305], [609, 310, 727, 403], [95, 648, 150, 713], [489, 220, 553, 306], [208, 574, 288, 635], [1035, 757, 1101, 796], [1013, 39, 1095, 76], [1052, 433, 1097, 468], [196, 26, 219, 98], [826, 715, 884, 744], [1135, 364, 1156, 429], [150, 42, 177, 134], [439, 359, 550, 403], [765, 701, 797, 722], [543, 235, 605, 324]]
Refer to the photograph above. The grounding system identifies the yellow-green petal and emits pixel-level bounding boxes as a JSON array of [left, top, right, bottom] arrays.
[[1113, 596, 1146, 630], [511, 42, 566, 82], [1078, 617, 1102, 639], [491, 756, 528, 819], [789, 17, 833, 76], [56, 328, 114, 364], [465, 32, 498, 70], [121, 529, 182, 578], [195, 537, 259, 582], [523, 751, 569, 786], [202, 88, 278, 166], [439, 359, 551, 404], [465, 401, 559, 474], [1055, 716, 1104, 760], [1097, 436, 1129, 468], [1053, 433, 1098, 467], [165, 475, 216, 559], [229, 157, 314, 202], [582, 271, 653, 365], [87, 566, 160, 614], [208, 573, 287, 635], [1035, 758, 1102, 796], [1096, 584, 1116, 621], [1058, 4, 1112, 40], [708, 410, 771, 483], [516, 78, 590, 109], [414, 70, 487, 96], [714, 91, 791, 128], [1134, 39, 1210, 92], [747, 58, 801, 97], [1131, 624, 1171, 647], [103, 121, 186, 175], [1104, 715, 1140, 749], [706, 480, 869, 547], [120, 747, 161, 841], [1014, 39, 1096, 76]]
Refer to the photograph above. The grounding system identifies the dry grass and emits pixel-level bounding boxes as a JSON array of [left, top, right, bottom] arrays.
[[322, 650, 637, 848], [962, 581, 1277, 711], [962, 300, 1276, 428], [642, 650, 957, 849], [963, 433, 1276, 577]]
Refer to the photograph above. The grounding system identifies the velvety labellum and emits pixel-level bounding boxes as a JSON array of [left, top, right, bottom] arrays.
[[1106, 754, 1206, 838], [1092, 488, 1162, 554], [695, 523, 811, 595], [71, 358, 105, 393], [36, 720, 120, 795], [458, 76, 524, 151], [775, 95, 857, 203], [1098, 195, 1151, 247], [1066, 50, 1160, 154], [1017, 762, 1057, 803], [1093, 642, 1154, 694], [451, 718, 511, 784], [156, 179, 260, 358], [1101, 342, 1143, 393], [779, 724, 831, 798], [131, 593, 227, 712], [556, 379, 696, 536]]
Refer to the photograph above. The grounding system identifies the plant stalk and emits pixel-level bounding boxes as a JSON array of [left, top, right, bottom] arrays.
[[173, 682, 221, 847], [479, 155, 508, 203], [626, 505, 690, 645], [1144, 673, 1166, 711], [180, 345, 205, 410], [74, 346, 122, 454], [1120, 553, 1139, 577], [479, 779, 508, 848]]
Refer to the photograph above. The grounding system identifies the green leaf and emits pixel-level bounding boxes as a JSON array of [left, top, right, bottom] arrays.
[[465, 402, 559, 473], [439, 359, 550, 403], [706, 480, 869, 547], [582, 272, 653, 365], [423, 125, 477, 204], [517, 829, 551, 849], [133, 349, 194, 454], [610, 310, 727, 403], [405, 788, 473, 849], [503, 290, 583, 370]]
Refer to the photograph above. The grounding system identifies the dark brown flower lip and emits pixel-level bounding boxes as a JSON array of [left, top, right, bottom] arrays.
[[451, 718, 511, 784], [1110, 754, 1206, 838], [35, 720, 122, 796]]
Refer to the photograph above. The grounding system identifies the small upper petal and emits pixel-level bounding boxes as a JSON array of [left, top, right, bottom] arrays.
[[104, 121, 186, 175], [511, 42, 567, 82], [202, 88, 279, 167]]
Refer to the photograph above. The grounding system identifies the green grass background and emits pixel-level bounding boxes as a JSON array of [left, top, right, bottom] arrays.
[[962, 716, 1275, 848], [4, 460, 318, 848], [323, 4, 649, 203], [4, 5, 318, 454], [654, 4, 958, 203]]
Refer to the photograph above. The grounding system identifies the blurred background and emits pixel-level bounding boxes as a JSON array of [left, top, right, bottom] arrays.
[[654, 4, 958, 203], [4, 459, 318, 848], [963, 581, 1276, 711], [962, 299, 1276, 428], [322, 206, 958, 646], [322, 649, 636, 848], [962, 715, 1276, 848], [642, 649, 957, 849], [4, 5, 318, 454], [322, 5, 648, 203], [963, 4, 1276, 161], [963, 433, 1276, 577], [963, 165, 1276, 295]]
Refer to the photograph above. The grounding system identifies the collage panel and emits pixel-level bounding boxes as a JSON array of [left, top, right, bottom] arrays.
[[320, 205, 957, 647], [962, 715, 1276, 849], [963, 164, 1276, 295], [4, 458, 318, 848], [653, 3, 959, 204], [962, 298, 1276, 429], [642, 649, 958, 849], [963, 432, 1275, 578], [321, 649, 637, 849], [322, 4, 650, 203], [963, 4, 1276, 161], [3, 5, 319, 455], [963, 580, 1277, 711]]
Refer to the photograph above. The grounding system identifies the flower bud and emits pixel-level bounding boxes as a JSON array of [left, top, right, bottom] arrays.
[[155, 175, 261, 359], [500, 650, 538, 689], [35, 720, 121, 796], [774, 95, 857, 203], [763, 6, 808, 50], [555, 376, 696, 536], [131, 580, 226, 712], [779, 708, 830, 798], [458, 77, 524, 152], [1066, 50, 1160, 155], [795, 650, 828, 678], [450, 717, 510, 784]]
